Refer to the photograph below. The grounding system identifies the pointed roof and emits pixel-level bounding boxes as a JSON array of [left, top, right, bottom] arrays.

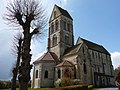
[[56, 60, 74, 67], [79, 37, 110, 55], [55, 5, 73, 20], [76, 37, 83, 45], [49, 5, 73, 22], [33, 52, 59, 64]]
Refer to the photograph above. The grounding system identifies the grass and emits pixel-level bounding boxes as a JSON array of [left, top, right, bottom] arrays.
[[1, 87, 98, 90], [91, 88, 98, 90], [1, 88, 49, 90]]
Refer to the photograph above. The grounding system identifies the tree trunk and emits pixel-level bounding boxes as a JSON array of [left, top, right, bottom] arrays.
[[11, 68, 17, 90], [19, 82, 28, 90], [18, 26, 32, 90], [11, 38, 22, 90]]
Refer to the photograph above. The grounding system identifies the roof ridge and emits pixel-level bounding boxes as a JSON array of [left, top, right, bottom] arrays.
[[55, 4, 73, 20], [81, 38, 102, 47], [55, 4, 67, 11], [81, 38, 110, 55], [41, 52, 48, 60]]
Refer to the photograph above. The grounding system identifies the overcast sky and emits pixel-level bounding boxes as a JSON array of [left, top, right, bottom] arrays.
[[0, 0, 120, 80]]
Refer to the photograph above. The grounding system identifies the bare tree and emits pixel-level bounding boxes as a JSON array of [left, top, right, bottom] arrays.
[[11, 34, 23, 90], [114, 66, 120, 77], [4, 0, 47, 90]]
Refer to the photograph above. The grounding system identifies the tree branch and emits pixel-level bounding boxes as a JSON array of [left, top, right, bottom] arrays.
[[30, 28, 39, 36], [15, 12, 24, 26]]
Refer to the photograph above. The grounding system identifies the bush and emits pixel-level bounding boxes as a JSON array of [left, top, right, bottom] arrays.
[[0, 81, 11, 89], [62, 85, 88, 90], [61, 78, 73, 87], [50, 85, 88, 90], [73, 79, 82, 85], [54, 79, 61, 87], [88, 85, 93, 90]]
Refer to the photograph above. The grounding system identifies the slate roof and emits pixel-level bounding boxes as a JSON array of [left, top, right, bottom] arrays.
[[56, 60, 74, 67], [64, 43, 82, 56], [55, 5, 73, 20], [81, 38, 110, 55], [64, 38, 110, 56], [33, 52, 59, 64]]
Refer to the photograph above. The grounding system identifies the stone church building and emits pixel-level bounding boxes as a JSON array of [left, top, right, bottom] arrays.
[[31, 5, 115, 88]]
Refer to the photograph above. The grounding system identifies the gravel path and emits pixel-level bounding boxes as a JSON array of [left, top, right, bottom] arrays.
[[98, 88, 118, 90]]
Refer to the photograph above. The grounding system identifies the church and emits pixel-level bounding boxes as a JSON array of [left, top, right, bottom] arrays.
[[31, 5, 115, 88]]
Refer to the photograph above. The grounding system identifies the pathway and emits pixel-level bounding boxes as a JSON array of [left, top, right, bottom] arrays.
[[98, 87, 118, 90]]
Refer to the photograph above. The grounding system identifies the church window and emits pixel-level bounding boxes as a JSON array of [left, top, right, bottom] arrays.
[[95, 53, 97, 58], [65, 35, 70, 45], [74, 67, 76, 79], [55, 20, 58, 31], [110, 65, 113, 75], [36, 70, 38, 78], [63, 20, 66, 30], [67, 23, 70, 31], [103, 64, 105, 73], [52, 35, 57, 46], [51, 23, 54, 34], [83, 63, 87, 74], [98, 66, 100, 72], [98, 53, 100, 59], [58, 69, 61, 78], [44, 70, 48, 78], [83, 47, 85, 54], [92, 51, 94, 58], [54, 11, 56, 18]]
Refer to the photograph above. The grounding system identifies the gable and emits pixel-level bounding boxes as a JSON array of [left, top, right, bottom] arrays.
[[81, 38, 110, 55], [76, 37, 83, 45], [49, 5, 72, 22], [64, 43, 82, 56], [33, 52, 59, 64], [56, 60, 74, 67], [49, 5, 61, 22]]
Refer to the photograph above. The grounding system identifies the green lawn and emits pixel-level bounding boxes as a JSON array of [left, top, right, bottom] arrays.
[[91, 88, 98, 90], [1, 88, 49, 90], [1, 88, 98, 90]]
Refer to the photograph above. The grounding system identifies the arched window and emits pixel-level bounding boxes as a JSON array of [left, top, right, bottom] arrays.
[[58, 69, 61, 78], [63, 20, 66, 30], [51, 23, 54, 34], [65, 35, 69, 45], [82, 47, 85, 54], [83, 63, 87, 74], [74, 67, 76, 79], [36, 70, 38, 78], [55, 20, 58, 31], [67, 23, 70, 31], [92, 51, 94, 58], [52, 35, 57, 46], [44, 70, 48, 78]]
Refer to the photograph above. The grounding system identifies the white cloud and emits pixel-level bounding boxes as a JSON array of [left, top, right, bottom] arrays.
[[111, 52, 120, 69], [63, 0, 68, 5]]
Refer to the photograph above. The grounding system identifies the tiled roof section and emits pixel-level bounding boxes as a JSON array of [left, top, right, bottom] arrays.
[[64, 43, 82, 56], [33, 52, 59, 64], [56, 60, 74, 67], [55, 5, 73, 20], [81, 38, 110, 55]]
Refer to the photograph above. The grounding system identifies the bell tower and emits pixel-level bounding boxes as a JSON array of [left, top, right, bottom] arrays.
[[48, 5, 74, 60]]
